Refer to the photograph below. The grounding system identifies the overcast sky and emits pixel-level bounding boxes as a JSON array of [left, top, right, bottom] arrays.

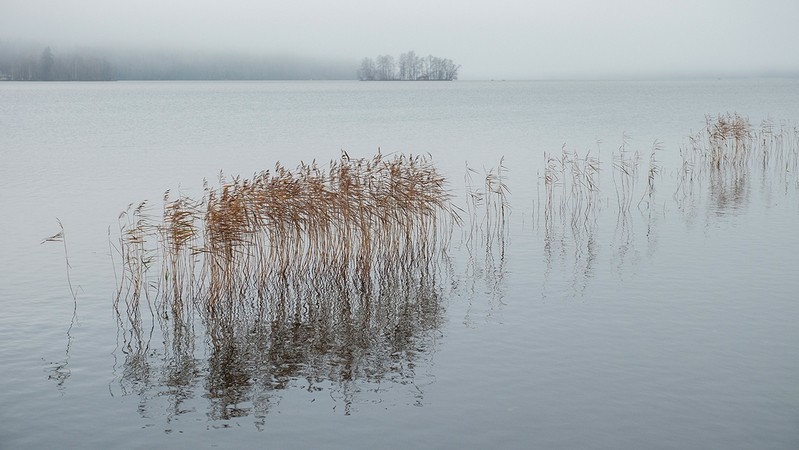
[[2, 0, 798, 79]]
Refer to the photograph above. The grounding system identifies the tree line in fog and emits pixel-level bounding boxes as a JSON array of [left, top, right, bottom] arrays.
[[0, 43, 461, 82], [0, 42, 358, 81], [0, 46, 114, 81], [358, 51, 460, 81]]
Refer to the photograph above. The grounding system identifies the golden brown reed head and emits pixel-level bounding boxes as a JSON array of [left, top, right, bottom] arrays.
[[706, 113, 753, 169]]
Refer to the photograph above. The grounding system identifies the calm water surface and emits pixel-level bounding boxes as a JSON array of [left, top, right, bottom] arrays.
[[1, 80, 798, 449]]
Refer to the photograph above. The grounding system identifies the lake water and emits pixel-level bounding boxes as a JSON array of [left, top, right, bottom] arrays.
[[1, 80, 798, 449]]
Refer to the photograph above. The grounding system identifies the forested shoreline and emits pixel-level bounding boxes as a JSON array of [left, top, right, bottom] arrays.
[[0, 43, 460, 82], [0, 42, 357, 81], [0, 46, 115, 81]]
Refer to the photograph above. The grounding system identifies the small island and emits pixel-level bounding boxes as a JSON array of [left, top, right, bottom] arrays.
[[358, 51, 459, 81]]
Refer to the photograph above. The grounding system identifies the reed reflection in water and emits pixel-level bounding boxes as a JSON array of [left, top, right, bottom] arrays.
[[114, 263, 447, 422]]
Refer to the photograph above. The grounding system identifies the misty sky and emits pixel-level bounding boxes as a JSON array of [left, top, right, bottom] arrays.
[[2, 0, 798, 79]]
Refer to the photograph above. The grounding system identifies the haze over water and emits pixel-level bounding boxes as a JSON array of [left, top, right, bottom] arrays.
[[3, 0, 799, 79], [1, 79, 798, 448]]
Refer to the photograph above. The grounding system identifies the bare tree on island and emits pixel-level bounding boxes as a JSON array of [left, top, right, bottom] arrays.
[[358, 51, 459, 81], [376, 54, 396, 81], [398, 50, 419, 81]]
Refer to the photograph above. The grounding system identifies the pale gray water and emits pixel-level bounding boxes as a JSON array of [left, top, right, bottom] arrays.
[[1, 80, 798, 449]]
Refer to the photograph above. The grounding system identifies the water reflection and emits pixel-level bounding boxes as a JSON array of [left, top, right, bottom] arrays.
[[541, 205, 597, 300], [114, 263, 446, 423], [460, 230, 508, 327], [708, 162, 750, 214], [45, 303, 76, 391]]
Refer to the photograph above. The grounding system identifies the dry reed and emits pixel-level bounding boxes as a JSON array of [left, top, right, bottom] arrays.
[[114, 152, 459, 331], [541, 147, 601, 236], [675, 113, 798, 210], [109, 114, 799, 419], [464, 157, 510, 249], [113, 113, 798, 345]]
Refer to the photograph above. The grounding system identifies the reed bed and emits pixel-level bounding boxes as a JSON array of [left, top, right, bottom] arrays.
[[114, 152, 459, 334]]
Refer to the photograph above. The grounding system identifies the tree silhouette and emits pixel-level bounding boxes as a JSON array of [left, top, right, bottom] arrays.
[[358, 51, 459, 81], [39, 47, 54, 80]]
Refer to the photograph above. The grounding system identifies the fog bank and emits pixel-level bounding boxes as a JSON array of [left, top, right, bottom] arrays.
[[2, 0, 799, 80]]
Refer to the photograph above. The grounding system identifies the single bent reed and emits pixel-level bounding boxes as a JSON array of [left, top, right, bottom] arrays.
[[115, 151, 459, 319]]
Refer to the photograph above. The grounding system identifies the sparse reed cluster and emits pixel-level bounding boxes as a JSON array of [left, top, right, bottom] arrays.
[[464, 158, 510, 248], [675, 113, 799, 206], [542, 147, 601, 231], [535, 111, 797, 229], [538, 138, 659, 235]]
